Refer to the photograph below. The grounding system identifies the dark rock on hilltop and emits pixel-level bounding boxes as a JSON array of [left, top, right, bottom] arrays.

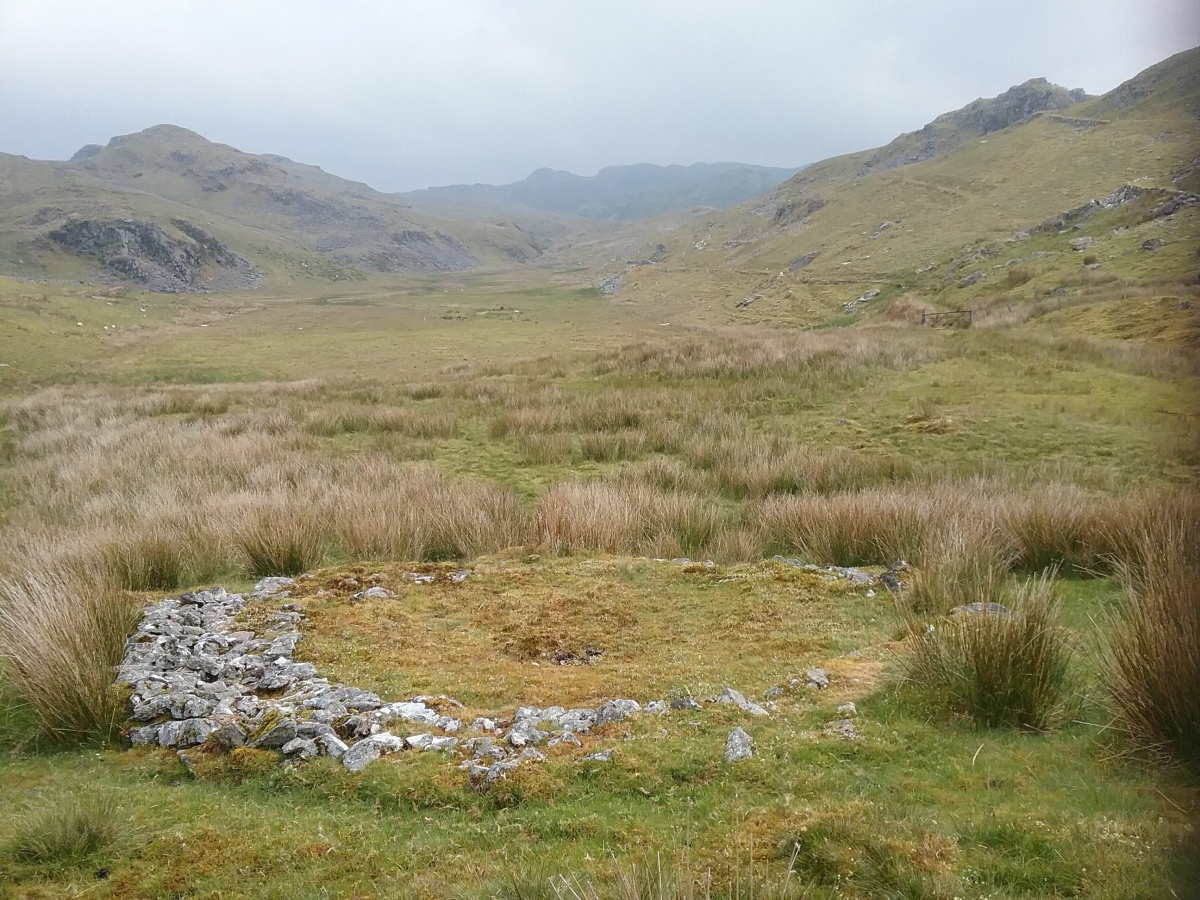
[[48, 217, 261, 292], [861, 78, 1094, 175]]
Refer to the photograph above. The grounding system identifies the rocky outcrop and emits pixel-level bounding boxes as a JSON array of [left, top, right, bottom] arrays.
[[48, 218, 260, 292], [598, 273, 625, 295], [1016, 184, 1200, 238], [788, 251, 819, 272], [861, 78, 1093, 175]]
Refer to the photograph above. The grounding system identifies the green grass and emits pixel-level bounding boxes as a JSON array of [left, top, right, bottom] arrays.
[[0, 568, 1190, 897]]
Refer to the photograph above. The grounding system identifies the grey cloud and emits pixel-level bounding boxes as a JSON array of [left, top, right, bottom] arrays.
[[0, 0, 1195, 191]]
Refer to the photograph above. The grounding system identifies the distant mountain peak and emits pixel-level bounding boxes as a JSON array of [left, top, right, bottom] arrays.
[[108, 123, 210, 146]]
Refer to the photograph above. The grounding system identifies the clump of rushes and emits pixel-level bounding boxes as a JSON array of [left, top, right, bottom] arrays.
[[102, 519, 187, 591], [236, 498, 330, 577], [906, 521, 1015, 616], [0, 568, 137, 743], [1104, 516, 1200, 771], [901, 573, 1072, 730]]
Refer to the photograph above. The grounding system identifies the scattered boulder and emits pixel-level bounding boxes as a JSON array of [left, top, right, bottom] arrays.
[[805, 669, 830, 690], [715, 687, 770, 717], [724, 727, 753, 763], [579, 749, 613, 763], [281, 737, 319, 761], [1071, 236, 1094, 251], [595, 699, 641, 727]]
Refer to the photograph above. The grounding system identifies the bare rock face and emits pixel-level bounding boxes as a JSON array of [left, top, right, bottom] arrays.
[[48, 217, 261, 292], [860, 77, 1094, 175]]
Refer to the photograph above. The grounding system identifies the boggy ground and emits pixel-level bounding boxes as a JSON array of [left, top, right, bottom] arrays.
[[1, 558, 1194, 898]]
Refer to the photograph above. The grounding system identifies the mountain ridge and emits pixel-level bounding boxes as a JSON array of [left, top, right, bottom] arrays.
[[401, 160, 803, 221]]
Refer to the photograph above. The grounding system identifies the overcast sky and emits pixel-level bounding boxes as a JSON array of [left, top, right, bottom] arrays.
[[1, 1, 1196, 192]]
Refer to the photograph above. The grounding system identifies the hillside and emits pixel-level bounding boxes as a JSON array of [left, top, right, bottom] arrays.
[[0, 125, 546, 289], [401, 161, 802, 222], [597, 48, 1200, 324]]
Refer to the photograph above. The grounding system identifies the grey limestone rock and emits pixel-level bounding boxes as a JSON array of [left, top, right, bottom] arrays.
[[485, 758, 522, 784], [579, 749, 613, 763], [342, 732, 406, 772], [250, 718, 297, 750], [282, 737, 319, 760], [464, 737, 509, 761], [724, 727, 753, 763], [128, 725, 162, 746], [805, 669, 830, 690], [716, 687, 769, 717], [350, 586, 393, 601], [505, 721, 546, 747], [595, 699, 640, 727], [406, 733, 459, 752], [316, 733, 349, 759], [211, 721, 246, 750], [252, 576, 295, 597]]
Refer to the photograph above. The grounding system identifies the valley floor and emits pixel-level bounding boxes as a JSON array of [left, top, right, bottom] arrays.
[[0, 272, 1197, 898]]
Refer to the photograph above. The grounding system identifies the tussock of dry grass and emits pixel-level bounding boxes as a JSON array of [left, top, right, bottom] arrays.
[[1105, 514, 1200, 771], [901, 574, 1073, 730], [907, 522, 1015, 616], [752, 489, 940, 566], [539, 482, 724, 558], [0, 569, 136, 743]]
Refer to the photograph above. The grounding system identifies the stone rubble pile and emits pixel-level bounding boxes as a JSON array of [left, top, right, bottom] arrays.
[[117, 580, 857, 785]]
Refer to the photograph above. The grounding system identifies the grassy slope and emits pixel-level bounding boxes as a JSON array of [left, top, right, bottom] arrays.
[[606, 48, 1200, 325]]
